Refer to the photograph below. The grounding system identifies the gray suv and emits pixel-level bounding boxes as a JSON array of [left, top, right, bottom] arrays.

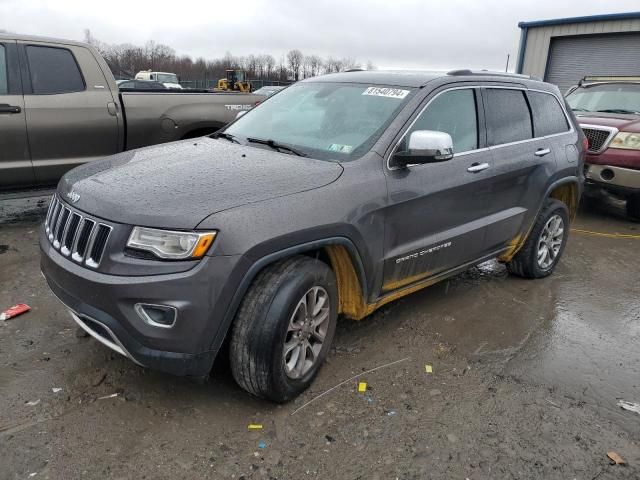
[[40, 70, 585, 402]]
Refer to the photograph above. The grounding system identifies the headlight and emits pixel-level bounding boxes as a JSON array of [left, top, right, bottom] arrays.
[[127, 227, 216, 260], [610, 132, 640, 150]]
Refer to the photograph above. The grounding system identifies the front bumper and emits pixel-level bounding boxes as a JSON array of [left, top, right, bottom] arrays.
[[585, 163, 640, 196], [41, 228, 250, 377]]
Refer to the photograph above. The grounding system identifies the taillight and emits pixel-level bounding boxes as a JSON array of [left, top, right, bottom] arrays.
[[582, 137, 589, 151]]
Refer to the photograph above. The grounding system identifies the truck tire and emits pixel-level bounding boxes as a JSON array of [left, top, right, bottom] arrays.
[[506, 199, 569, 279], [626, 194, 640, 221], [229, 255, 338, 402]]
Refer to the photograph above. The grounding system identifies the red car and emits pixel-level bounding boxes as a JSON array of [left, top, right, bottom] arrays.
[[566, 76, 640, 220]]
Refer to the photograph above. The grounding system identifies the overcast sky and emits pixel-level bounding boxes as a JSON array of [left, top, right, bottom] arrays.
[[1, 0, 638, 70]]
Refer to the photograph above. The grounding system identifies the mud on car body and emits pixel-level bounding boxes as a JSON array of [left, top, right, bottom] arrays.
[[41, 69, 585, 402]]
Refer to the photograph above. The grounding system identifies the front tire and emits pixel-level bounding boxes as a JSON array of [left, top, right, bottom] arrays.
[[506, 199, 569, 279], [229, 256, 338, 402]]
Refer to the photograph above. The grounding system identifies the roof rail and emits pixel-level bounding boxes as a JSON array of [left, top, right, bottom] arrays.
[[447, 69, 542, 81], [580, 75, 640, 85]]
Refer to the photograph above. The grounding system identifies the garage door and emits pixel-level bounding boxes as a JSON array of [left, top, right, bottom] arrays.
[[545, 33, 640, 93]]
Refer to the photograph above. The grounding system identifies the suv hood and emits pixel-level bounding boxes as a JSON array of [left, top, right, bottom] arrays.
[[58, 138, 343, 229], [576, 112, 640, 133]]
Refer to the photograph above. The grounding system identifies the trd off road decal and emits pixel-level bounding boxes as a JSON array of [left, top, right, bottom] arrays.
[[225, 104, 253, 111]]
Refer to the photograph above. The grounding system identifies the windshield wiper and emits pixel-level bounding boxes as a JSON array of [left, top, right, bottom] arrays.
[[595, 109, 640, 115], [213, 132, 240, 144], [246, 137, 308, 157], [571, 107, 589, 112]]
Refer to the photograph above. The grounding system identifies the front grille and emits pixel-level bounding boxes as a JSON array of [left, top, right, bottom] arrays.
[[45, 195, 112, 269], [581, 126, 615, 153]]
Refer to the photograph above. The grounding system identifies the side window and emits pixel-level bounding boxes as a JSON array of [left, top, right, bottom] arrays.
[[0, 45, 8, 95], [402, 89, 478, 154], [25, 45, 85, 94], [528, 91, 569, 137], [484, 89, 532, 146]]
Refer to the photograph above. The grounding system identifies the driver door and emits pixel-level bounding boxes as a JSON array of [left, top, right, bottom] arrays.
[[381, 87, 493, 293]]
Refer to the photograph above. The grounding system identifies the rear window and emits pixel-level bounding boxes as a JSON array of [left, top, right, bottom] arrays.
[[528, 91, 569, 136], [26, 45, 85, 94], [0, 45, 7, 95], [484, 89, 532, 146]]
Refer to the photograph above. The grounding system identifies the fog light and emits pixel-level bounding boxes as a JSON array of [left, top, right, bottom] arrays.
[[135, 303, 177, 328], [600, 168, 615, 181]]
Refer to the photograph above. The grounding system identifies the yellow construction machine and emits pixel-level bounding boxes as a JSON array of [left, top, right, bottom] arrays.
[[216, 69, 252, 92]]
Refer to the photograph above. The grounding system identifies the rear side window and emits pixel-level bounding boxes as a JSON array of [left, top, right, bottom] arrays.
[[528, 91, 569, 136], [0, 45, 7, 95], [403, 89, 478, 153], [26, 46, 85, 94], [484, 89, 532, 146]]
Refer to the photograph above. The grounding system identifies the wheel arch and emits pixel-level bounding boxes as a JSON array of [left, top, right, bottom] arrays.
[[499, 177, 580, 262], [209, 237, 369, 355], [180, 122, 226, 140], [547, 179, 580, 221]]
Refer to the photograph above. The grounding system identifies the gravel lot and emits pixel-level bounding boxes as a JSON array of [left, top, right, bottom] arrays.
[[1, 193, 639, 479]]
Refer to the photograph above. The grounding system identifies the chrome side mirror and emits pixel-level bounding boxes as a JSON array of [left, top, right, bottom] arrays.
[[391, 130, 454, 168]]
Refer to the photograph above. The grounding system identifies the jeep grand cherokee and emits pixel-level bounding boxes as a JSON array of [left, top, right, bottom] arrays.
[[41, 70, 585, 402]]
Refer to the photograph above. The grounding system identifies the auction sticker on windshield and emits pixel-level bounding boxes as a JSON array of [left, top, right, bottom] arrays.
[[362, 87, 410, 99]]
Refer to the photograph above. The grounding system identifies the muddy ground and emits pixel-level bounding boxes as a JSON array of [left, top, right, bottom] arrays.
[[0, 192, 639, 479]]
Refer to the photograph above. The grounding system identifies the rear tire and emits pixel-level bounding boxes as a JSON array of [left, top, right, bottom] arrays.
[[626, 194, 640, 221], [506, 199, 569, 279], [229, 255, 338, 402]]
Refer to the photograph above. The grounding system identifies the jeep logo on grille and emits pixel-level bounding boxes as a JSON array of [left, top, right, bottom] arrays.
[[66, 190, 80, 203]]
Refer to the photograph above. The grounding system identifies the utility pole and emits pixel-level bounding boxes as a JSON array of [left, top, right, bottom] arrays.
[[505, 53, 510, 73]]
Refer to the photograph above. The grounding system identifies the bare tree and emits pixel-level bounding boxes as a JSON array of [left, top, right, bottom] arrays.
[[324, 57, 343, 74], [287, 49, 303, 81], [365, 60, 376, 70], [341, 57, 360, 71], [264, 54, 276, 78], [308, 55, 323, 77], [85, 32, 371, 87], [302, 55, 313, 79]]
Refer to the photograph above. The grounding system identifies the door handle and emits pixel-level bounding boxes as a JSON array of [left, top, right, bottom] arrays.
[[0, 104, 21, 114], [534, 148, 551, 157], [467, 162, 490, 173]]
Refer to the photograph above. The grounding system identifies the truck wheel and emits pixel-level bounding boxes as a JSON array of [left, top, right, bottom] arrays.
[[626, 194, 640, 221], [229, 256, 338, 402], [506, 199, 569, 279]]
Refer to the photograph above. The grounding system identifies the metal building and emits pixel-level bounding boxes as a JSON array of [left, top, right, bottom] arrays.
[[516, 12, 640, 93]]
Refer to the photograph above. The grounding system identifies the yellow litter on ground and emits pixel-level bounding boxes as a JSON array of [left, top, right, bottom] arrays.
[[357, 382, 367, 392], [247, 424, 263, 430], [425, 364, 433, 374]]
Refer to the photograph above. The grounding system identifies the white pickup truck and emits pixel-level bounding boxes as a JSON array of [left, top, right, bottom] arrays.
[[0, 34, 260, 189]]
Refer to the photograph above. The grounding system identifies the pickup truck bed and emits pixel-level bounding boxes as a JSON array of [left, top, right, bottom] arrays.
[[0, 33, 260, 189], [119, 90, 260, 150]]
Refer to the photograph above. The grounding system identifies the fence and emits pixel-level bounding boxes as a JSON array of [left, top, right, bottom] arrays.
[[179, 79, 292, 90]]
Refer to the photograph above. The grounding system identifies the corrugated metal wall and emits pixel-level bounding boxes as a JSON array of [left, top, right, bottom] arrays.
[[520, 19, 640, 78], [545, 33, 640, 92]]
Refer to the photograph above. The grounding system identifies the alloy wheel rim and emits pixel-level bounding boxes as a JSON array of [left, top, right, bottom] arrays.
[[537, 214, 564, 269], [283, 286, 330, 379]]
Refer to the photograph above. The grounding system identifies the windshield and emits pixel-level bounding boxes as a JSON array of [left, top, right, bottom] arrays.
[[566, 83, 640, 114], [157, 73, 179, 84], [224, 82, 415, 160]]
